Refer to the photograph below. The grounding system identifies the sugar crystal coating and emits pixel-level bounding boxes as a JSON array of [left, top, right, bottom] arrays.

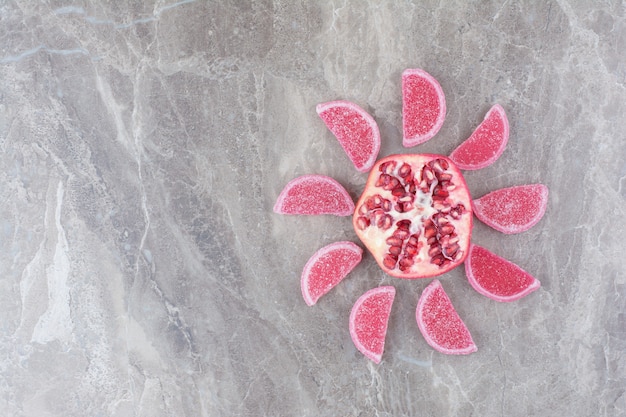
[[274, 175, 355, 216], [473, 184, 549, 234], [416, 279, 477, 355], [349, 286, 396, 363], [402, 69, 446, 147], [449, 104, 509, 170], [317, 101, 381, 173], [465, 244, 540, 302], [301, 241, 363, 306]]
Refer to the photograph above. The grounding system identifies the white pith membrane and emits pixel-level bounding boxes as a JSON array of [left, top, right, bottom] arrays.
[[353, 154, 473, 279]]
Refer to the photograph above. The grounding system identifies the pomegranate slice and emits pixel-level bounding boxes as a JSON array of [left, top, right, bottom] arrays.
[[465, 244, 540, 302], [473, 184, 549, 234], [274, 175, 355, 216], [301, 241, 363, 306], [316, 100, 381, 173], [449, 104, 509, 170], [416, 279, 477, 355], [402, 68, 446, 147], [349, 286, 396, 364], [352, 154, 473, 279]]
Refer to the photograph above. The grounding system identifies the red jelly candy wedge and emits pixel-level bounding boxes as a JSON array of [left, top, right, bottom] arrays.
[[274, 175, 355, 216], [349, 286, 396, 364], [402, 68, 446, 147], [416, 279, 477, 355], [473, 184, 549, 234], [449, 104, 509, 170], [316, 100, 381, 173], [301, 241, 363, 306], [465, 244, 540, 302]]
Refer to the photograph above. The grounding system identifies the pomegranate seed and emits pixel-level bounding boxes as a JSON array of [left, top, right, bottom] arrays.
[[443, 243, 460, 259], [391, 185, 406, 197], [381, 198, 392, 212], [398, 163, 412, 178], [356, 216, 369, 230], [393, 228, 410, 240], [396, 219, 411, 229], [439, 224, 455, 235], [386, 236, 403, 246], [378, 214, 393, 230], [422, 166, 435, 182], [383, 177, 400, 191], [383, 254, 397, 269], [404, 244, 418, 256], [389, 245, 402, 256], [431, 254, 446, 266], [428, 245, 442, 257], [424, 222, 437, 238], [398, 257, 414, 271], [379, 160, 396, 174]]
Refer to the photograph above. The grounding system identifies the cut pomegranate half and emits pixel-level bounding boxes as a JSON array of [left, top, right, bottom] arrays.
[[473, 184, 549, 234], [274, 175, 355, 216], [301, 241, 363, 306], [465, 244, 540, 302], [353, 154, 473, 279], [416, 279, 477, 355], [449, 104, 509, 170], [316, 100, 381, 173], [349, 286, 396, 364], [402, 68, 446, 147]]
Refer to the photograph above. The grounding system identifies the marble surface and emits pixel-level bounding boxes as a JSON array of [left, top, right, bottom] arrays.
[[1, 1, 625, 416]]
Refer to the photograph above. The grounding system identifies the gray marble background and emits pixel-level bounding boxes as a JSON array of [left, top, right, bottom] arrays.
[[1, 1, 625, 416]]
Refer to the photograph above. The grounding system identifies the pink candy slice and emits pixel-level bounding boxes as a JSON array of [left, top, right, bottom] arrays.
[[465, 244, 540, 302], [449, 104, 509, 170], [349, 286, 396, 364], [416, 279, 477, 355], [274, 175, 355, 216], [317, 100, 381, 173], [402, 68, 447, 147], [301, 241, 363, 306], [473, 184, 549, 234]]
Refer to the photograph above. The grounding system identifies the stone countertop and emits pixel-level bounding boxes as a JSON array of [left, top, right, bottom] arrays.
[[1, 1, 624, 416]]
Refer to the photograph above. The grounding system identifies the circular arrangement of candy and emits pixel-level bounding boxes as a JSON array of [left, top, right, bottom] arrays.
[[274, 69, 548, 363]]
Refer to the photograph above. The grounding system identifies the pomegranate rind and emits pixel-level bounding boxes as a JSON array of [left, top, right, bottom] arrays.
[[349, 286, 396, 364], [352, 154, 473, 279], [274, 175, 355, 216], [465, 244, 540, 302], [416, 279, 477, 355], [449, 104, 509, 170], [402, 68, 447, 147], [316, 100, 381, 173], [473, 184, 549, 234], [301, 241, 363, 306]]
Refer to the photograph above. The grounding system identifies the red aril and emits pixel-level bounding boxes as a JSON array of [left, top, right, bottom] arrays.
[[416, 279, 477, 355], [449, 104, 509, 170], [465, 244, 540, 302], [316, 100, 381, 173], [402, 68, 446, 147], [274, 175, 354, 216], [349, 286, 396, 364], [352, 154, 473, 279], [301, 241, 363, 306], [473, 184, 549, 234]]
